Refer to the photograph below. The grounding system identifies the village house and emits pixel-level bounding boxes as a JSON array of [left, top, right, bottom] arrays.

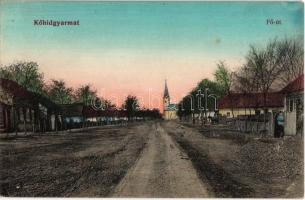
[[0, 78, 62, 134], [218, 74, 304, 137], [218, 92, 284, 136], [218, 92, 285, 118]]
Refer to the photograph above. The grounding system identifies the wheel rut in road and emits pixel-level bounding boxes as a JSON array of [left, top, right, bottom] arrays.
[[112, 122, 210, 197]]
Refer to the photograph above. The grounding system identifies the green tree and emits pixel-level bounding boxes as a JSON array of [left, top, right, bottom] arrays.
[[178, 78, 222, 123], [214, 61, 235, 118], [123, 95, 140, 121], [0, 61, 45, 94], [74, 84, 97, 106], [93, 98, 116, 111], [194, 79, 223, 111], [47, 79, 74, 104], [178, 95, 194, 122], [214, 61, 232, 96], [103, 99, 116, 110]]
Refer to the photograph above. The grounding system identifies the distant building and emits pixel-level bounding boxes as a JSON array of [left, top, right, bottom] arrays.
[[163, 80, 178, 120], [61, 103, 85, 129], [281, 74, 303, 136], [61, 103, 128, 128]]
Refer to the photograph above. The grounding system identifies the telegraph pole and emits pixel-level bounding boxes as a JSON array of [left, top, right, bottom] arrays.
[[196, 89, 204, 125], [204, 88, 209, 124]]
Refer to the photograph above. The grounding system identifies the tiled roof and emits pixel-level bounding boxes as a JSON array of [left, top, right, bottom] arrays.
[[61, 103, 84, 117], [0, 78, 33, 100], [61, 103, 130, 118], [218, 92, 284, 109], [1, 78, 60, 110], [218, 75, 304, 109], [81, 105, 128, 118], [281, 74, 304, 93]]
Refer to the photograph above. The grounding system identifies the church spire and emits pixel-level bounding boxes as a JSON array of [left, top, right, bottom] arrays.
[[164, 79, 170, 98]]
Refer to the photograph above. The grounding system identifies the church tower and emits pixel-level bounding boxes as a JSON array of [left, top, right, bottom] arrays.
[[162, 79, 178, 120], [163, 80, 170, 111]]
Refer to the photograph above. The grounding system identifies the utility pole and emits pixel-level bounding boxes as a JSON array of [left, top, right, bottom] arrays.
[[204, 88, 209, 124], [196, 89, 204, 125]]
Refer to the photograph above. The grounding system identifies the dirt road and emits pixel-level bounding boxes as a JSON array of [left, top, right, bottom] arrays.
[[113, 122, 211, 197]]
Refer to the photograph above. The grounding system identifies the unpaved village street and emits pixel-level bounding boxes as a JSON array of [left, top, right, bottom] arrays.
[[113, 122, 210, 197]]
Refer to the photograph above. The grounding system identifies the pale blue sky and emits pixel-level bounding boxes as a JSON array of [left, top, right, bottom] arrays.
[[1, 2, 303, 56]]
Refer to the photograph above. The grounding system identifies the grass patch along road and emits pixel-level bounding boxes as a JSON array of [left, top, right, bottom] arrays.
[[164, 121, 303, 198], [0, 123, 149, 197]]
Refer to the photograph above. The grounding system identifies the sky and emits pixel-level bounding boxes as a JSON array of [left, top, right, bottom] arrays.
[[0, 1, 303, 109]]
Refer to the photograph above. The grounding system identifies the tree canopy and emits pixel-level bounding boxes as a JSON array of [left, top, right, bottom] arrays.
[[47, 79, 74, 105], [0, 61, 46, 95], [74, 84, 98, 106], [214, 61, 233, 95], [123, 95, 140, 121]]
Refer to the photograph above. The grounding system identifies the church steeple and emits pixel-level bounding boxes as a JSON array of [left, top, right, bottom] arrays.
[[163, 80, 170, 110], [164, 79, 170, 99], [162, 79, 178, 120]]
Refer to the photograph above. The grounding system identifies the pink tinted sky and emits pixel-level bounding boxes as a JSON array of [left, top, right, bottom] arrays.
[[2, 49, 242, 110]]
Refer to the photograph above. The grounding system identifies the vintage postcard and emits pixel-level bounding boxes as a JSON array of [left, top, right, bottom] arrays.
[[0, 0, 304, 198]]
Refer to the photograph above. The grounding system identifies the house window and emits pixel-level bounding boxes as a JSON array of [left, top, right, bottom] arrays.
[[296, 98, 303, 111], [289, 99, 294, 112]]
